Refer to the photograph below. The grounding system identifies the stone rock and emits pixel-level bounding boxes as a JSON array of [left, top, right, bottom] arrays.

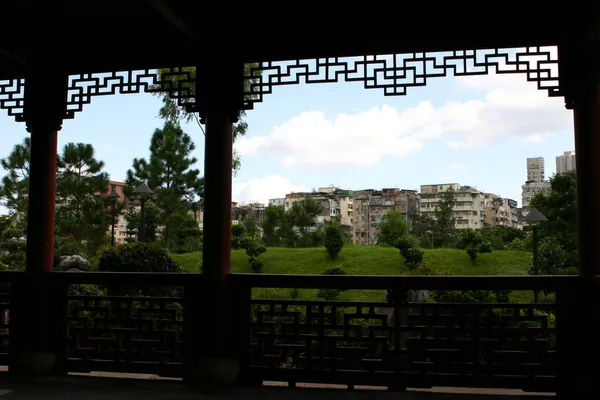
[[57, 255, 90, 272]]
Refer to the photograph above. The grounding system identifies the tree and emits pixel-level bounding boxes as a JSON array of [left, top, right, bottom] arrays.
[[377, 210, 409, 247], [262, 205, 285, 246], [152, 64, 261, 174], [244, 215, 259, 237], [324, 220, 345, 260], [536, 237, 568, 275], [289, 198, 325, 247], [55, 143, 109, 253], [123, 201, 160, 243], [126, 121, 203, 249], [434, 188, 457, 247], [530, 171, 578, 268], [0, 137, 30, 217], [457, 229, 493, 265]]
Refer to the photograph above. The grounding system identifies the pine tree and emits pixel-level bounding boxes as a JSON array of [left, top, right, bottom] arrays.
[[126, 121, 203, 248], [0, 137, 31, 218], [55, 143, 109, 250]]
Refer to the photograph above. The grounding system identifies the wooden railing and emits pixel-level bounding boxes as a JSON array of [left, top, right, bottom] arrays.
[[0, 271, 583, 391]]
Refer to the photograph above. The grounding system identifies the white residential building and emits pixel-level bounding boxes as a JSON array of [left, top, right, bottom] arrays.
[[268, 198, 285, 207], [420, 183, 485, 230], [556, 150, 576, 174], [521, 157, 550, 211]]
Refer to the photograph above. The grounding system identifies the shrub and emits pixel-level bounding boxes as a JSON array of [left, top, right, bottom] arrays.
[[395, 235, 424, 271], [231, 223, 247, 250], [403, 247, 424, 271], [324, 222, 345, 260], [241, 235, 267, 273], [98, 242, 183, 296], [317, 266, 347, 300]]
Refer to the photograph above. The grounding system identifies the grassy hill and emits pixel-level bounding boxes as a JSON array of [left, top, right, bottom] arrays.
[[172, 246, 533, 302]]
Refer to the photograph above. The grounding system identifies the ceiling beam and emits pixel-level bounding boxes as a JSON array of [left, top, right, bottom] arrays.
[[146, 0, 198, 41]]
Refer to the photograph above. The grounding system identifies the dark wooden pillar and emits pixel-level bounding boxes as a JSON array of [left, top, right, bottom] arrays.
[[183, 59, 245, 386], [9, 62, 67, 377], [556, 38, 600, 398]]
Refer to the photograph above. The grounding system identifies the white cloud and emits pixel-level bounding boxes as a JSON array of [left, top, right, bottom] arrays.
[[235, 73, 571, 168], [232, 174, 309, 205]]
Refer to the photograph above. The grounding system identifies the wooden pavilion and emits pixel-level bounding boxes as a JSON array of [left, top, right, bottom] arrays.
[[1, 1, 599, 397]]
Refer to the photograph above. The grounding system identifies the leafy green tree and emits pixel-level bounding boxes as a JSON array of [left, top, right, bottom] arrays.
[[231, 223, 247, 250], [536, 237, 568, 275], [411, 214, 435, 237], [457, 229, 493, 264], [123, 201, 160, 243], [169, 211, 202, 254], [240, 235, 267, 273], [55, 143, 109, 253], [0, 137, 31, 217], [530, 171, 578, 267], [262, 205, 285, 246], [126, 121, 203, 249], [324, 220, 345, 260], [289, 198, 324, 247], [244, 215, 259, 237], [152, 64, 261, 174], [377, 210, 409, 247], [434, 188, 457, 246]]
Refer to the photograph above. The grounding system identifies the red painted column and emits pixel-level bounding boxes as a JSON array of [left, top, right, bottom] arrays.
[[24, 68, 65, 273], [9, 66, 67, 377]]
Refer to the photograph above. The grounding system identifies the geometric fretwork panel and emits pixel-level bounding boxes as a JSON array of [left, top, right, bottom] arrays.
[[65, 67, 196, 119], [0, 289, 10, 366], [0, 68, 196, 122], [0, 79, 25, 121], [250, 299, 556, 391], [67, 295, 183, 377], [244, 46, 561, 110]]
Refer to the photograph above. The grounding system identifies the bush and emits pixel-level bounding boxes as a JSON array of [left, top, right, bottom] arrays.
[[241, 235, 267, 273], [98, 242, 183, 296], [324, 222, 345, 260], [404, 247, 424, 271], [317, 266, 347, 300], [231, 224, 247, 250], [395, 235, 424, 271]]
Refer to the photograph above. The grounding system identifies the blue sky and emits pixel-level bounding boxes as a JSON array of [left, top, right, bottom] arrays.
[[0, 59, 574, 210]]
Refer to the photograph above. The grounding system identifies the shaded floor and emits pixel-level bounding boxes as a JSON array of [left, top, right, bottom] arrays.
[[0, 375, 555, 399]]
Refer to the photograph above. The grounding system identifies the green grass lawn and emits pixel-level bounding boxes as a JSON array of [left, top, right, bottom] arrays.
[[172, 246, 534, 302]]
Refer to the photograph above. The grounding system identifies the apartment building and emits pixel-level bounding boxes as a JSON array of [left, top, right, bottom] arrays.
[[521, 157, 550, 210], [556, 150, 576, 174], [268, 198, 285, 207], [483, 194, 522, 229], [352, 188, 419, 245], [231, 202, 266, 226], [280, 188, 354, 232], [420, 183, 485, 230]]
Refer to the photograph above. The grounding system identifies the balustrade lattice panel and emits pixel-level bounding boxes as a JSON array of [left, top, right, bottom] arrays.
[[0, 291, 9, 366], [67, 295, 183, 376], [250, 300, 556, 391]]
